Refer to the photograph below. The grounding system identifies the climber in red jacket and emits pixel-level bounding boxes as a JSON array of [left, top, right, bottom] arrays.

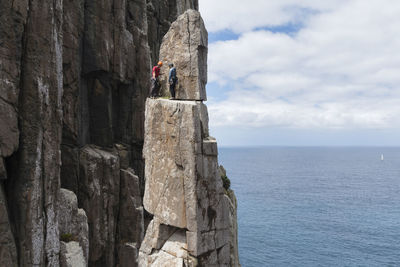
[[150, 61, 163, 98]]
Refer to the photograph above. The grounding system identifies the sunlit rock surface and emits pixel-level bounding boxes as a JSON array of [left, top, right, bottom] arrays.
[[159, 10, 208, 100]]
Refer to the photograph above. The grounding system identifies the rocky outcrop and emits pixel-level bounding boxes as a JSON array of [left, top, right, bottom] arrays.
[[140, 9, 239, 266], [0, 160, 6, 180], [78, 146, 120, 266], [0, 1, 239, 266], [58, 1, 198, 265], [140, 99, 233, 265], [139, 221, 197, 266], [72, 146, 145, 267], [0, 185, 17, 267], [60, 242, 86, 267], [0, 0, 25, 161], [4, 0, 64, 266], [59, 189, 89, 264], [218, 166, 241, 266], [142, 99, 209, 228], [159, 10, 208, 100], [58, 1, 192, 266], [227, 191, 241, 267], [0, 10, 24, 259], [117, 168, 144, 267], [147, 0, 199, 64]]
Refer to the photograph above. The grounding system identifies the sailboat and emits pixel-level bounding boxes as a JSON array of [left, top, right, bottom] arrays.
[[381, 154, 384, 161]]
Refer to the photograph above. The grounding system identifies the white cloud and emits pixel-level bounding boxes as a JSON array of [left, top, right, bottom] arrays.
[[203, 0, 400, 130], [200, 0, 346, 33]]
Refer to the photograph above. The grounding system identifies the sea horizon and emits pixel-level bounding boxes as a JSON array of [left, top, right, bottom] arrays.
[[219, 145, 400, 148], [219, 146, 400, 267]]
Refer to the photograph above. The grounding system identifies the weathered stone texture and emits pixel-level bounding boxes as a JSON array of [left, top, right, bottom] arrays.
[[5, 0, 64, 266], [176, 0, 199, 15], [159, 10, 208, 100], [62, 0, 84, 145], [60, 145, 80, 194], [227, 191, 241, 267], [117, 168, 144, 267], [139, 218, 179, 255], [147, 0, 199, 64], [141, 99, 234, 265], [139, 220, 197, 267], [0, 0, 27, 159], [59, 188, 89, 264], [60, 241, 86, 267], [0, 159, 6, 180], [143, 99, 209, 228], [57, 1, 198, 266], [0, 101, 19, 158], [0, 0, 239, 266], [78, 146, 120, 267], [0, 184, 18, 267], [117, 243, 139, 267]]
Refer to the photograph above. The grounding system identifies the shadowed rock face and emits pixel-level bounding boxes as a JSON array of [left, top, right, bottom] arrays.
[[78, 146, 120, 266], [5, 1, 64, 266], [0, 3, 29, 265], [117, 168, 144, 266], [59, 1, 196, 265], [0, 1, 239, 266], [0, 185, 17, 267], [0, 0, 26, 161]]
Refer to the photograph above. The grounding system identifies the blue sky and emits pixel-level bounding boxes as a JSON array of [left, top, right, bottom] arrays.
[[199, 0, 400, 146]]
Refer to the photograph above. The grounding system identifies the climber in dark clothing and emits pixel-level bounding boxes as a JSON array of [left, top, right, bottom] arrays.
[[150, 61, 163, 98], [168, 63, 177, 100]]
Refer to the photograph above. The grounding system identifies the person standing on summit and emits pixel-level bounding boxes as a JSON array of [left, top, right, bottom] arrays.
[[150, 61, 162, 98], [168, 63, 178, 100]]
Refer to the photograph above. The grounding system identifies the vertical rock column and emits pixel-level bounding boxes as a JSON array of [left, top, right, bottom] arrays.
[[0, 1, 28, 265], [140, 99, 233, 266], [140, 10, 240, 266], [159, 9, 207, 100], [146, 0, 199, 64], [78, 146, 120, 267], [5, 0, 64, 266]]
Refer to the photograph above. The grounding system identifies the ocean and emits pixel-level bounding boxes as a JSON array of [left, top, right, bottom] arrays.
[[218, 147, 400, 267]]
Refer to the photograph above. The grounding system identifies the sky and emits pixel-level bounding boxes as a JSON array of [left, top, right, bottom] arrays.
[[199, 0, 400, 147]]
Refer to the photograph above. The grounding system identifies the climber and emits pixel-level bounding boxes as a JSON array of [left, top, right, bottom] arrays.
[[168, 63, 178, 100], [150, 61, 162, 98]]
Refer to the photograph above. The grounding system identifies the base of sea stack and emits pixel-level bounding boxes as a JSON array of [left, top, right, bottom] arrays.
[[139, 99, 240, 266]]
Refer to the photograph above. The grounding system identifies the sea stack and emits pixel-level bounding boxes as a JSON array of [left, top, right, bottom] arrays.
[[139, 10, 240, 266]]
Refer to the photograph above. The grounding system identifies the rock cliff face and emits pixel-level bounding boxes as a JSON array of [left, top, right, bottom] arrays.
[[139, 10, 239, 266], [0, 1, 239, 266], [139, 99, 234, 266]]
